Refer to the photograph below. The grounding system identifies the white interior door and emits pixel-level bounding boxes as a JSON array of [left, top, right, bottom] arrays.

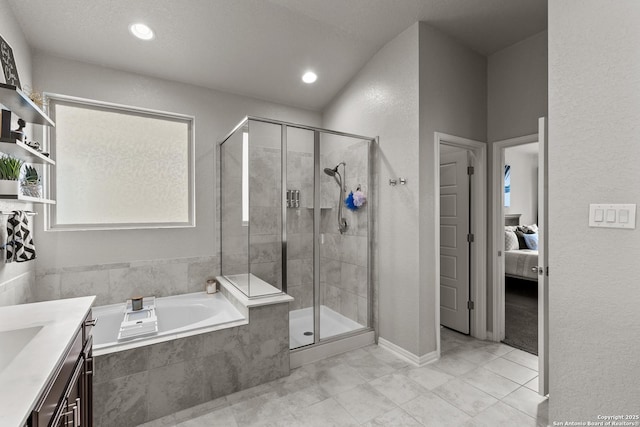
[[537, 117, 549, 396], [440, 149, 470, 334]]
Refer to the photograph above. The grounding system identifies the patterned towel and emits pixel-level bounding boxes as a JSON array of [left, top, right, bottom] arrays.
[[6, 211, 36, 263]]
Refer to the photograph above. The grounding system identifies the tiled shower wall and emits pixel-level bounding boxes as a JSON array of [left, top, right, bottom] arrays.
[[320, 140, 369, 326], [220, 129, 250, 281], [247, 146, 282, 289], [220, 135, 285, 293], [285, 150, 314, 311], [220, 139, 316, 308]]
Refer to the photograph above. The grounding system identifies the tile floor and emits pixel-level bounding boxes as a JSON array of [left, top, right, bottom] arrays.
[[139, 328, 548, 426]]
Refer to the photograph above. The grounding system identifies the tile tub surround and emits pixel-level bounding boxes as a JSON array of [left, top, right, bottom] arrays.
[[93, 300, 291, 426], [0, 271, 35, 307], [33, 256, 219, 306]]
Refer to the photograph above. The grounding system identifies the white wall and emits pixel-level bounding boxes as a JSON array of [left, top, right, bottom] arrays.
[[417, 22, 486, 355], [486, 31, 547, 333], [323, 22, 486, 357], [504, 143, 538, 225], [0, 0, 35, 306], [323, 23, 421, 354], [488, 31, 547, 143], [32, 52, 320, 271], [549, 1, 640, 421]]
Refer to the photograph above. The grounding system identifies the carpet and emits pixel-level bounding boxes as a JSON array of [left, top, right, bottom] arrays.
[[502, 277, 538, 355]]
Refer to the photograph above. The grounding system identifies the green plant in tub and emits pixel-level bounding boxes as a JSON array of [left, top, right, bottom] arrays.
[[21, 164, 42, 198], [23, 165, 39, 184], [0, 155, 24, 180]]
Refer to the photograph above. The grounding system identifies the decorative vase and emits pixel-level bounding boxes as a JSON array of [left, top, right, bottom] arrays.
[[20, 181, 42, 198]]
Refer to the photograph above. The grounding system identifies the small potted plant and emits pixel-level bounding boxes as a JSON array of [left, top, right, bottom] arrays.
[[21, 165, 42, 198], [0, 155, 24, 196]]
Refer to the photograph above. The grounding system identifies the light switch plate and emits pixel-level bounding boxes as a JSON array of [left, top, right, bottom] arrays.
[[589, 204, 636, 229]]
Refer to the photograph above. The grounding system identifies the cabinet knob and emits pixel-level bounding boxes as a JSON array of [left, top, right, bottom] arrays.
[[84, 318, 97, 327]]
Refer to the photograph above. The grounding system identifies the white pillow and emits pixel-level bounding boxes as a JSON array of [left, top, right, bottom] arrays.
[[505, 230, 519, 251]]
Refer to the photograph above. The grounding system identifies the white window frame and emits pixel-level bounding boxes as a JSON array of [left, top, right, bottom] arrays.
[[44, 93, 196, 231]]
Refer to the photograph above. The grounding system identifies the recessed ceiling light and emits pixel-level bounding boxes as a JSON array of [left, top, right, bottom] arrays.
[[302, 71, 317, 84], [130, 23, 154, 40]]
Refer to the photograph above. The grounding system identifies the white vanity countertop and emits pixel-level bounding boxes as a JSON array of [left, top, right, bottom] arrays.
[[0, 296, 95, 427]]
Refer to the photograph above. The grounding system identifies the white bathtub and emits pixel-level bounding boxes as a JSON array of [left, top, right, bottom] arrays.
[[92, 292, 247, 355]]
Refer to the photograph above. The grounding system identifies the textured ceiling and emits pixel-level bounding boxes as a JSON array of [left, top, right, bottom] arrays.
[[6, 0, 547, 111]]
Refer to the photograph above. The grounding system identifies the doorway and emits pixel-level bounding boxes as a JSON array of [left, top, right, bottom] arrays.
[[502, 142, 539, 354], [491, 118, 548, 396], [439, 145, 472, 334], [435, 133, 487, 349]]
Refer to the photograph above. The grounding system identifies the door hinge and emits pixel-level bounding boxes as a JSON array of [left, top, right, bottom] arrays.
[[467, 166, 475, 175], [546, 266, 549, 276], [467, 301, 474, 310], [467, 233, 474, 243]]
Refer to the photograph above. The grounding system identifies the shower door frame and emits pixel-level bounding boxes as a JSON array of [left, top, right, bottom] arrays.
[[220, 116, 376, 348]]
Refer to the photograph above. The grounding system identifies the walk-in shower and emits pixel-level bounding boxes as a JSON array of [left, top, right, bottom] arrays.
[[219, 117, 374, 354]]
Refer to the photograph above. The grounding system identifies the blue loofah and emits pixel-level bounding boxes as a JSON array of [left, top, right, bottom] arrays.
[[345, 191, 358, 211]]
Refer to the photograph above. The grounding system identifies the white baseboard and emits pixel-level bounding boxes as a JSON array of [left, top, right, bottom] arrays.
[[378, 337, 439, 367]]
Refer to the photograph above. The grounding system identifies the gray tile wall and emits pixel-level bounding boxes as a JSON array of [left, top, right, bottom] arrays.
[[0, 271, 34, 307], [220, 143, 284, 294], [33, 256, 219, 306], [249, 147, 282, 290], [286, 151, 314, 311], [320, 141, 370, 325], [220, 130, 249, 279], [218, 133, 374, 330], [93, 301, 290, 426]]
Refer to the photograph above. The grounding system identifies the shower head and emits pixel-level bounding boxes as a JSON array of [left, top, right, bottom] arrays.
[[324, 164, 343, 188], [324, 162, 345, 177], [323, 167, 337, 177]]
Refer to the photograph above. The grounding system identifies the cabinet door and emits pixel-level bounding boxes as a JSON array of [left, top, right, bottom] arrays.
[[82, 336, 93, 427], [51, 357, 84, 427]]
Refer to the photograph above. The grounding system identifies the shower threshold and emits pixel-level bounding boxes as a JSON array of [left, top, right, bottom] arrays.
[[289, 305, 364, 350]]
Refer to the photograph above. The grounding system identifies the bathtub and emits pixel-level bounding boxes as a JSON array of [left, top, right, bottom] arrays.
[[92, 291, 247, 355]]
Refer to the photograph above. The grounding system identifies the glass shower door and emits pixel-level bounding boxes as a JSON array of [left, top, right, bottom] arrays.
[[286, 126, 316, 349], [319, 133, 370, 341]]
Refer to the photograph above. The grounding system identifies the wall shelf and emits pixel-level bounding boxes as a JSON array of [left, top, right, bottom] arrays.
[[0, 194, 56, 204], [0, 83, 54, 126], [0, 139, 55, 165], [0, 83, 56, 205]]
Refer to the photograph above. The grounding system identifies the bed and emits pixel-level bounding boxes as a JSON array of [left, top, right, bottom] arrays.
[[504, 216, 539, 282], [505, 249, 538, 281]]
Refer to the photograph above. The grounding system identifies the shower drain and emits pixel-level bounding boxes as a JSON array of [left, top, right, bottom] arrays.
[[303, 331, 314, 336]]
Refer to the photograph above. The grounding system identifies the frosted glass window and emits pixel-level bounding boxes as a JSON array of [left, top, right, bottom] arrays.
[[46, 95, 194, 230]]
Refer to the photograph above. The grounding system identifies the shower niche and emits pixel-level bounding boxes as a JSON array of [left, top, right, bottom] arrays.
[[220, 117, 374, 351]]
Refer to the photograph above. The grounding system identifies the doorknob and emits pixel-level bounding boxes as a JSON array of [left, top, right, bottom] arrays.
[[531, 266, 543, 275]]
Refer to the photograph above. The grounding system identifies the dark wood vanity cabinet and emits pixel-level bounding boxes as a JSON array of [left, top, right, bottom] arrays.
[[28, 310, 94, 427]]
